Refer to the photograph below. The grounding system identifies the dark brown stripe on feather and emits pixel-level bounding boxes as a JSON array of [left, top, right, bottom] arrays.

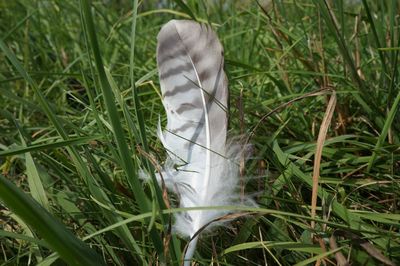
[[190, 52, 201, 65], [176, 103, 198, 114], [163, 80, 198, 97], [173, 117, 204, 134], [159, 62, 192, 80], [171, 122, 193, 134], [199, 69, 212, 82], [157, 47, 186, 66]]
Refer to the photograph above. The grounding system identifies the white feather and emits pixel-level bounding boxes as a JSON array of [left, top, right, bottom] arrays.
[[156, 19, 241, 265]]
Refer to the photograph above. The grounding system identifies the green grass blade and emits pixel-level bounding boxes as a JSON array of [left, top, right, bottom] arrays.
[[223, 241, 322, 255], [0, 135, 102, 157], [312, 0, 384, 128], [361, 0, 388, 75], [172, 0, 197, 20], [293, 247, 343, 266], [80, 0, 149, 209], [0, 40, 67, 139], [0, 230, 48, 248], [0, 110, 50, 211], [0, 37, 145, 262], [24, 152, 50, 211], [130, 0, 152, 156], [129, 0, 170, 259], [0, 174, 105, 266], [79, 0, 164, 259], [367, 86, 400, 171]]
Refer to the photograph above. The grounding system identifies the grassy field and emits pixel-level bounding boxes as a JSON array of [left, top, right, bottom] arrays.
[[0, 0, 399, 265]]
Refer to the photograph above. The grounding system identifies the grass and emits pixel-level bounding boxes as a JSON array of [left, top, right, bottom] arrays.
[[0, 0, 399, 265]]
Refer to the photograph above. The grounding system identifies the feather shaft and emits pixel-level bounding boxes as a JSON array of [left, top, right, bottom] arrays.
[[184, 236, 198, 266]]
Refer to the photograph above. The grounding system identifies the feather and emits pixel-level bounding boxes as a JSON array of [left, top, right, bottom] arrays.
[[156, 19, 240, 265]]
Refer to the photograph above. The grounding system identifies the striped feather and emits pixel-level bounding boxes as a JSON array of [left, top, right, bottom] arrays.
[[156, 19, 239, 265]]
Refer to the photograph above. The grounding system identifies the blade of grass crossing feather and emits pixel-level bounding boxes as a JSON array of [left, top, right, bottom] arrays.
[[367, 86, 400, 172], [0, 174, 105, 266], [80, 0, 164, 258]]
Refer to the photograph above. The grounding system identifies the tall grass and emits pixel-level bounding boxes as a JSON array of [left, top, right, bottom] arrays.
[[0, 0, 399, 265]]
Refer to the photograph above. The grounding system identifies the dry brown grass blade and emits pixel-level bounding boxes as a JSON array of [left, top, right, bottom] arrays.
[[333, 230, 396, 266], [311, 90, 337, 231], [329, 232, 350, 266]]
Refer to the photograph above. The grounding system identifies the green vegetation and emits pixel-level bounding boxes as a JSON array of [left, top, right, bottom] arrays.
[[0, 0, 399, 265]]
